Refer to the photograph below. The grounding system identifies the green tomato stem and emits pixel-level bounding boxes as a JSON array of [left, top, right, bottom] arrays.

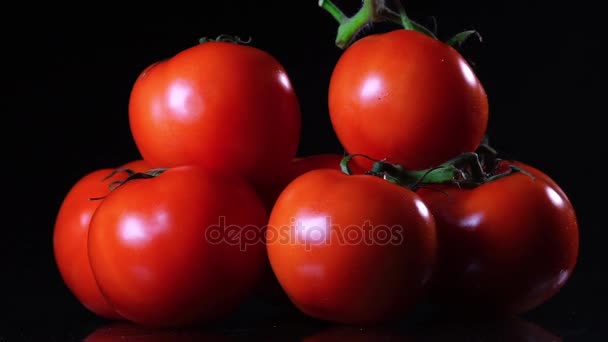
[[318, 0, 348, 24], [339, 148, 529, 191], [199, 34, 252, 45], [89, 167, 169, 201], [379, 7, 438, 39], [319, 0, 437, 49], [392, 0, 414, 30], [320, 0, 378, 49]]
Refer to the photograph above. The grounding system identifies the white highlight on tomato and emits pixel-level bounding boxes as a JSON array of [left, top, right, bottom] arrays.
[[80, 212, 92, 228], [459, 212, 484, 231], [459, 59, 477, 87], [360, 76, 382, 100], [414, 199, 430, 219], [294, 213, 330, 245], [278, 72, 292, 90], [556, 269, 570, 287], [546, 186, 565, 208], [166, 80, 202, 120], [298, 264, 324, 278], [120, 211, 168, 245]]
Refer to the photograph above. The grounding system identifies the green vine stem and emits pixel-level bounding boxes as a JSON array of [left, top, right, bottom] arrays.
[[319, 0, 378, 48], [341, 151, 532, 191], [392, 0, 414, 30], [319, 0, 480, 49], [90, 167, 169, 201], [199, 34, 252, 45], [318, 0, 348, 23], [319, 0, 437, 48], [378, 7, 437, 39]]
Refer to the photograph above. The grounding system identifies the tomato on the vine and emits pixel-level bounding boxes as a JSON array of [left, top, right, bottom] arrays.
[[128, 39, 301, 193], [267, 168, 436, 324], [417, 160, 579, 314], [53, 159, 151, 319], [328, 29, 488, 170], [88, 165, 267, 328]]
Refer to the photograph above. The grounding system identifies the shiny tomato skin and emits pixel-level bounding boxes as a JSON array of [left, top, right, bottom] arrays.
[[267, 169, 437, 324], [256, 153, 346, 304], [88, 165, 268, 328], [417, 164, 579, 314], [329, 30, 488, 170], [501, 160, 568, 200], [53, 160, 151, 319], [128, 41, 301, 192]]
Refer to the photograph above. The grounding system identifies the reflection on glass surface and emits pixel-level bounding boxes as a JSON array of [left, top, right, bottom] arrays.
[[302, 325, 411, 341], [83, 322, 230, 341], [84, 315, 560, 342], [302, 316, 561, 342], [410, 315, 562, 341]]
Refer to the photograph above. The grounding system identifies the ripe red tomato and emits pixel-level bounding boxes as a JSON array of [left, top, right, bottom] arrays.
[[53, 160, 151, 319], [88, 165, 267, 327], [417, 161, 579, 314], [267, 169, 437, 324], [128, 40, 301, 192], [328, 30, 488, 170], [257, 153, 346, 303]]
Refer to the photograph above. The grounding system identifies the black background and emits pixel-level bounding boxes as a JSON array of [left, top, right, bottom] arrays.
[[6, 0, 605, 340]]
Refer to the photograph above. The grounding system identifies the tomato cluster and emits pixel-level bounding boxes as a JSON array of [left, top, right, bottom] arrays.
[[53, 1, 578, 329]]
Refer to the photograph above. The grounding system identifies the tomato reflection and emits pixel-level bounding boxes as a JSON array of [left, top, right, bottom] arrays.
[[302, 316, 561, 342], [83, 322, 230, 341], [413, 315, 561, 341], [303, 325, 411, 341]]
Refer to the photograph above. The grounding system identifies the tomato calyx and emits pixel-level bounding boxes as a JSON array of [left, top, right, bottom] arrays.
[[341, 150, 534, 191], [198, 34, 252, 45], [319, 0, 480, 49], [89, 167, 168, 201]]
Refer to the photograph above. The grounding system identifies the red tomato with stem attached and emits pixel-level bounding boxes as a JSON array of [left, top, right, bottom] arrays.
[[88, 165, 267, 328], [267, 169, 437, 324], [417, 161, 579, 314], [53, 159, 151, 319], [328, 29, 489, 170], [128, 40, 301, 193]]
